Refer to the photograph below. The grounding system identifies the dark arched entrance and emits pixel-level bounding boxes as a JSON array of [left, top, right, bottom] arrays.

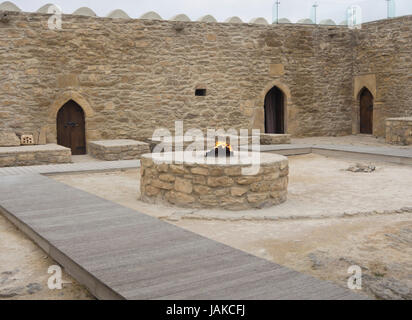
[[359, 88, 373, 134], [57, 100, 86, 155], [264, 86, 285, 134]]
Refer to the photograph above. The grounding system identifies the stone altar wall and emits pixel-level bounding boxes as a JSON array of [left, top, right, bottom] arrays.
[[0, 11, 410, 141]]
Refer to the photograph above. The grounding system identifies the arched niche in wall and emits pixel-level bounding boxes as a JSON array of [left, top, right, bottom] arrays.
[[253, 81, 293, 134], [352, 74, 378, 135], [47, 91, 95, 144]]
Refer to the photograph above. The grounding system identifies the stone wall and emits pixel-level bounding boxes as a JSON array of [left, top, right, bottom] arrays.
[[0, 144, 71, 167], [140, 153, 289, 210], [0, 11, 410, 142], [352, 16, 412, 136], [385, 117, 412, 145]]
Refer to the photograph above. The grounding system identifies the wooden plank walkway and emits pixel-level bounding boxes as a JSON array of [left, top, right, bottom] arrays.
[[0, 160, 139, 176], [0, 174, 366, 300]]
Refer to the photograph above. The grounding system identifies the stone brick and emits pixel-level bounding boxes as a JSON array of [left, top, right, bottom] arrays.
[[193, 184, 210, 195], [236, 175, 263, 185], [224, 166, 242, 176], [269, 64, 285, 76], [159, 174, 175, 182], [207, 176, 234, 187], [247, 193, 269, 203], [152, 180, 174, 190], [231, 186, 248, 197], [145, 185, 160, 197], [166, 191, 195, 205], [271, 177, 289, 191], [174, 177, 193, 194], [193, 175, 207, 185], [170, 165, 187, 174], [191, 167, 209, 176], [209, 167, 224, 176]]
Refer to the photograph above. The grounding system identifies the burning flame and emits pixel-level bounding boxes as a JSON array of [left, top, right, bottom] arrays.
[[215, 141, 233, 151]]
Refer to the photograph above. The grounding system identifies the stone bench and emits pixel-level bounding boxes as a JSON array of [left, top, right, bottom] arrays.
[[88, 139, 151, 161], [260, 133, 291, 145], [386, 117, 412, 146], [0, 144, 71, 167]]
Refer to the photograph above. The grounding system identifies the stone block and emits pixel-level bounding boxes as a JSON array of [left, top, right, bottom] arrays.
[[174, 177, 193, 194], [207, 176, 234, 187], [260, 134, 291, 145], [230, 186, 248, 197], [0, 131, 20, 147], [0, 144, 71, 167], [88, 139, 150, 161], [269, 63, 285, 76]]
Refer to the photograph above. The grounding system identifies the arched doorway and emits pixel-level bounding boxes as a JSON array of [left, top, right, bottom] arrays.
[[359, 88, 373, 134], [57, 100, 86, 155], [264, 86, 285, 134]]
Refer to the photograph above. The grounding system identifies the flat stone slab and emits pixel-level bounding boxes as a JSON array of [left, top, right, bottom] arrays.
[[260, 133, 291, 145], [386, 117, 412, 121], [0, 174, 366, 300], [0, 144, 71, 167], [88, 139, 150, 161]]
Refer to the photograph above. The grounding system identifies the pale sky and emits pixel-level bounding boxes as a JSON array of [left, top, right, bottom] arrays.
[[10, 0, 412, 23]]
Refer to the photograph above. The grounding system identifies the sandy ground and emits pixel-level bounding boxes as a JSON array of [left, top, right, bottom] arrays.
[[2, 152, 411, 300], [53, 154, 412, 221], [50, 154, 412, 299], [0, 214, 93, 300], [176, 214, 412, 300]]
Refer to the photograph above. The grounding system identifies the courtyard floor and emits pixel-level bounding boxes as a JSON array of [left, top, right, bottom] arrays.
[[48, 153, 412, 299], [1, 136, 411, 300]]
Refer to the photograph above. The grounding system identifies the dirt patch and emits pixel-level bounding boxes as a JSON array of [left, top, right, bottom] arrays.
[[0, 214, 93, 300], [174, 214, 412, 300]]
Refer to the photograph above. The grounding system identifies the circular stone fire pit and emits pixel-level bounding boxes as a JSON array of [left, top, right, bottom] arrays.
[[140, 152, 288, 211]]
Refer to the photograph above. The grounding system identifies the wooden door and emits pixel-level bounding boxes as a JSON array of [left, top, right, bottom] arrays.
[[264, 86, 285, 134], [57, 100, 86, 155], [360, 89, 373, 134]]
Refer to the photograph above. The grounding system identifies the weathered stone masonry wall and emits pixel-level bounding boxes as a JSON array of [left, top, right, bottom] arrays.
[[353, 16, 412, 136], [0, 12, 410, 142]]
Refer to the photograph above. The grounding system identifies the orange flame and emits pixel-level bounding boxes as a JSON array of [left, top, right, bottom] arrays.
[[215, 141, 233, 151]]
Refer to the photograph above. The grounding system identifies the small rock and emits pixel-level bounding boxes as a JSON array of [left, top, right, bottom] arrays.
[[26, 283, 42, 295], [346, 163, 376, 173]]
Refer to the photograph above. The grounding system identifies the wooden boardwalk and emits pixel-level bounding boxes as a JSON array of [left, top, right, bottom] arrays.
[[0, 159, 139, 176], [0, 174, 366, 300]]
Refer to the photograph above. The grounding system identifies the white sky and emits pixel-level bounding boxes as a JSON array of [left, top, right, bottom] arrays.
[[10, 0, 412, 23]]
